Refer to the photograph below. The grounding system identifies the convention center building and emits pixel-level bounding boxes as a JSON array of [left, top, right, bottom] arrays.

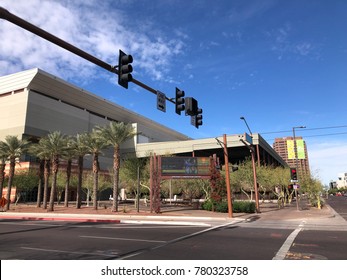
[[0, 68, 287, 171]]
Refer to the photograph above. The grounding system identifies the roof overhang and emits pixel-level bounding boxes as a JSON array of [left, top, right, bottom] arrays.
[[136, 133, 288, 167]]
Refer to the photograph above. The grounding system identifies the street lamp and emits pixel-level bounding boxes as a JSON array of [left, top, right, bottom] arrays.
[[292, 125, 306, 211], [240, 116, 252, 135], [240, 116, 260, 213]]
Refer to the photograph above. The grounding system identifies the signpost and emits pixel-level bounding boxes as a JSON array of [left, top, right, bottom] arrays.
[[149, 155, 217, 213]]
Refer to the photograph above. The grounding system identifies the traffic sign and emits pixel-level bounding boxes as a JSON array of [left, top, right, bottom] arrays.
[[157, 90, 166, 112], [245, 133, 253, 145], [291, 179, 298, 183]]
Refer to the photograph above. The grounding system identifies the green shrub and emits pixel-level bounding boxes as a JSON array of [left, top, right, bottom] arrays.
[[202, 199, 256, 213], [201, 200, 213, 211], [233, 200, 256, 213], [310, 197, 325, 208], [215, 201, 228, 213]]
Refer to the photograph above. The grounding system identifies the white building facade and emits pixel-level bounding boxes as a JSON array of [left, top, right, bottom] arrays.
[[336, 173, 347, 189], [0, 68, 190, 169]]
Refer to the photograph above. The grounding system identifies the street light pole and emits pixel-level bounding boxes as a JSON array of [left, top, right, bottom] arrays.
[[215, 135, 233, 218], [240, 117, 260, 213], [223, 134, 233, 218], [292, 125, 306, 211], [240, 117, 252, 135]]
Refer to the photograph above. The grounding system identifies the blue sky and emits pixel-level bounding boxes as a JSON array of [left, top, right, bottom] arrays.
[[1, 0, 347, 185]]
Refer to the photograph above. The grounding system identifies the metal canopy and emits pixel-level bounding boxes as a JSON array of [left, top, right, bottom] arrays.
[[136, 133, 288, 167]]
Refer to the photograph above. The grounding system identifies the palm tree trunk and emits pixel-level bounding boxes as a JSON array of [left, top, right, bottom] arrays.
[[48, 156, 59, 211], [112, 146, 120, 212], [43, 159, 50, 209], [5, 158, 15, 211], [36, 160, 44, 207], [48, 173, 57, 211], [64, 159, 72, 207], [92, 153, 99, 210], [0, 162, 5, 199], [76, 156, 83, 209]]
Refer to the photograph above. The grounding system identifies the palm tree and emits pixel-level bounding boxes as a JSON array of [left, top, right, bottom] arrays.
[[40, 131, 67, 212], [84, 130, 108, 210], [0, 152, 6, 199], [0, 135, 30, 210], [69, 133, 90, 209], [96, 122, 136, 212], [36, 160, 45, 208], [63, 136, 75, 207], [28, 142, 50, 208]]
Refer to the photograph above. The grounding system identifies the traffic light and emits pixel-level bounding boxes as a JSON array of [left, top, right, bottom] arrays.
[[118, 49, 133, 89], [175, 87, 185, 115], [193, 108, 203, 128], [290, 168, 298, 181], [185, 97, 198, 116]]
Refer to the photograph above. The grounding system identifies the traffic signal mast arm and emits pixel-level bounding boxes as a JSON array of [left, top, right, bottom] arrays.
[[0, 6, 205, 127], [0, 6, 176, 104]]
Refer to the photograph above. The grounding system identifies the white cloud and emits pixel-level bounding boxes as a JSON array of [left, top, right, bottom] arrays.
[[308, 140, 347, 185], [267, 24, 318, 60], [295, 42, 312, 56], [0, 0, 185, 82]]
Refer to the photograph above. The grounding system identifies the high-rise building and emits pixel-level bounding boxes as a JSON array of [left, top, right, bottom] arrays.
[[273, 136, 310, 178]]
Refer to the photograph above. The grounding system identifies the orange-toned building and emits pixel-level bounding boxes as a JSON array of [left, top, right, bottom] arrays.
[[273, 136, 310, 178]]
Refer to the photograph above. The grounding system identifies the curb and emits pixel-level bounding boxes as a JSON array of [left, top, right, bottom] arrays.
[[0, 215, 121, 223], [0, 212, 239, 226]]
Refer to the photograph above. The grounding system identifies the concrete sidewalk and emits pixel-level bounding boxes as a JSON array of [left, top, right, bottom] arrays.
[[0, 200, 338, 226]]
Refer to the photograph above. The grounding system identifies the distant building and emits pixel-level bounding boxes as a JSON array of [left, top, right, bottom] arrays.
[[336, 173, 347, 189], [273, 136, 310, 178], [329, 181, 337, 189]]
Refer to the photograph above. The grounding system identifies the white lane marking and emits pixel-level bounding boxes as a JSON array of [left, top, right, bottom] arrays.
[[80, 235, 166, 243], [0, 221, 203, 229], [119, 220, 242, 260], [272, 220, 306, 260], [121, 220, 211, 226], [21, 247, 117, 257]]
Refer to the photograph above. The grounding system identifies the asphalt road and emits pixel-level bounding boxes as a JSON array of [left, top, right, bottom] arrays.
[[0, 220, 288, 260], [326, 195, 347, 221], [0, 196, 346, 260], [284, 196, 347, 260]]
